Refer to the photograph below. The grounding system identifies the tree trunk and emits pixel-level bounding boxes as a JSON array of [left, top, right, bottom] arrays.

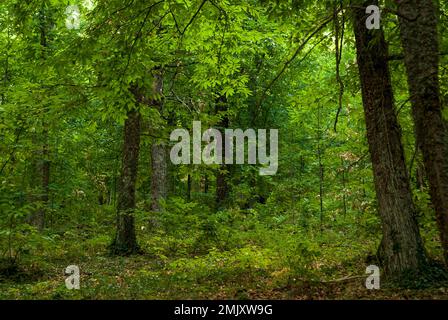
[[187, 174, 192, 201], [28, 134, 49, 232], [216, 95, 230, 208], [111, 109, 141, 255], [149, 69, 168, 216], [216, 166, 229, 207], [397, 0, 448, 264], [39, 127, 50, 229], [204, 175, 209, 194], [341, 157, 348, 217], [352, 2, 428, 277], [30, 8, 50, 231], [150, 143, 168, 212], [317, 103, 324, 232]]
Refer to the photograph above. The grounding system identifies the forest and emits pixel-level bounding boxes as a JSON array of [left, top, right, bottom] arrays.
[[1, 0, 448, 300]]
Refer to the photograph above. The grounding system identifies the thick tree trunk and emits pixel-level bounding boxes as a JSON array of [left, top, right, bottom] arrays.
[[397, 0, 448, 264], [111, 109, 141, 255], [352, 2, 428, 277]]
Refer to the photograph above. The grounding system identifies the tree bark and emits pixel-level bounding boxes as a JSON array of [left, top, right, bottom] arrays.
[[39, 127, 50, 229], [187, 174, 192, 201], [352, 2, 428, 277], [30, 8, 50, 231], [397, 0, 448, 264], [204, 175, 209, 194], [150, 143, 168, 212], [149, 69, 168, 215], [341, 157, 348, 217], [317, 103, 324, 232], [216, 95, 230, 208], [111, 109, 141, 255]]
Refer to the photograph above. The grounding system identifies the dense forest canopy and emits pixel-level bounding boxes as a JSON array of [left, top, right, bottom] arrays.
[[1, 0, 448, 299]]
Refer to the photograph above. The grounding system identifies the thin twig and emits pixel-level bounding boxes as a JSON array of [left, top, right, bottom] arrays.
[[181, 0, 208, 35], [333, 2, 345, 132]]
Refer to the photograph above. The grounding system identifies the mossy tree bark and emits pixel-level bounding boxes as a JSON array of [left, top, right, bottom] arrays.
[[397, 0, 448, 265], [352, 1, 428, 277], [111, 108, 141, 255]]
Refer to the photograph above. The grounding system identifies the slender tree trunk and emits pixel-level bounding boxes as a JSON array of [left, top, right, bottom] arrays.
[[39, 127, 50, 227], [216, 95, 230, 208], [352, 2, 428, 277], [150, 143, 168, 212], [319, 162, 324, 231], [166, 113, 176, 196], [30, 8, 50, 231], [187, 174, 192, 201], [341, 158, 347, 217], [317, 103, 324, 232], [397, 0, 448, 264], [149, 69, 168, 215], [111, 109, 141, 255], [204, 175, 209, 194]]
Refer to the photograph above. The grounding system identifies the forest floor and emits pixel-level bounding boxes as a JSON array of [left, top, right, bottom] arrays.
[[1, 252, 447, 300], [1, 220, 447, 300]]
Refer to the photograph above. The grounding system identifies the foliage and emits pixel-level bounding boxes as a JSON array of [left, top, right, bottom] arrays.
[[0, 0, 447, 299]]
